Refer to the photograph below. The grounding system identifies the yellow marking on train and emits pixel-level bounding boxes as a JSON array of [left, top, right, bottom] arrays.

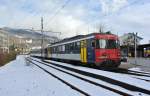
[[83, 47, 87, 63], [80, 40, 87, 63], [81, 48, 83, 62], [80, 41, 83, 62]]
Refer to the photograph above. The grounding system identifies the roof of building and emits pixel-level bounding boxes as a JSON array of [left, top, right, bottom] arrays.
[[138, 43, 150, 48]]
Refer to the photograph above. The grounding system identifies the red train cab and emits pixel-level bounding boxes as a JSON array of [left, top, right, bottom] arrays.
[[94, 33, 121, 67]]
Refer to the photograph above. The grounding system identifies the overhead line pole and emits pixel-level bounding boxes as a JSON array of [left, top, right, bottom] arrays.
[[24, 16, 61, 58], [40, 17, 61, 59], [134, 32, 137, 65], [41, 17, 44, 59]]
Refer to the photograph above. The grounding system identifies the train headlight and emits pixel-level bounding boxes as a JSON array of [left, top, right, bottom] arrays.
[[98, 55, 108, 59]]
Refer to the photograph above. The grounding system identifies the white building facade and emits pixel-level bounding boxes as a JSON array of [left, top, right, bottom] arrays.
[[0, 29, 9, 53], [119, 33, 143, 57]]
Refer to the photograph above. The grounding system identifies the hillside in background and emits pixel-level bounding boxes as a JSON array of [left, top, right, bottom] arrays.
[[2, 27, 58, 41]]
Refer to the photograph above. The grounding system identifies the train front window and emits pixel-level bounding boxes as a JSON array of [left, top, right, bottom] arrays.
[[96, 39, 119, 49], [99, 39, 106, 48]]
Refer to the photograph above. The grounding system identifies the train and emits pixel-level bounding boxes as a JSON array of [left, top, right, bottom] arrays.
[[31, 33, 121, 68]]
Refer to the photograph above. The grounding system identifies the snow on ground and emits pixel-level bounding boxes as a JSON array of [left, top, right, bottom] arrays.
[[32, 60, 145, 96], [129, 67, 142, 71], [0, 55, 82, 96], [31, 60, 122, 96], [1, 55, 150, 96], [129, 67, 150, 73]]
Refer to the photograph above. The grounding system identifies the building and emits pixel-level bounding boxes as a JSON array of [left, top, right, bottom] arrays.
[[0, 28, 32, 54], [0, 29, 9, 53], [120, 33, 143, 46], [0, 27, 59, 54], [119, 33, 143, 57], [8, 36, 33, 54]]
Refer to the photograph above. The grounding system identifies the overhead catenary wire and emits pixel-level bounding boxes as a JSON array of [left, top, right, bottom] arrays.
[[24, 0, 71, 38], [9, 0, 28, 28], [13, 1, 63, 30], [20, 1, 65, 33], [86, 0, 141, 33], [97, 0, 140, 19], [44, 0, 72, 28]]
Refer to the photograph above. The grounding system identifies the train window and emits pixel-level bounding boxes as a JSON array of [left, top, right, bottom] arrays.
[[71, 42, 79, 53], [73, 42, 76, 50], [56, 47, 58, 53], [62, 45, 65, 52], [60, 46, 62, 52], [65, 44, 67, 51], [65, 44, 70, 53], [58, 46, 62, 52], [54, 47, 56, 53], [96, 39, 106, 49], [59, 46, 61, 52], [54, 47, 57, 53], [101, 40, 106, 48], [77, 42, 80, 46], [107, 40, 114, 48], [53, 47, 55, 53], [116, 41, 119, 48], [74, 42, 77, 48], [91, 40, 95, 47], [71, 43, 73, 50], [70, 43, 73, 50], [77, 42, 80, 49], [96, 39, 119, 49], [107, 40, 119, 49], [53, 47, 55, 52]]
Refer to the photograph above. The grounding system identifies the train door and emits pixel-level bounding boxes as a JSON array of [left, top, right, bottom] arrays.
[[87, 38, 95, 64], [80, 40, 87, 63]]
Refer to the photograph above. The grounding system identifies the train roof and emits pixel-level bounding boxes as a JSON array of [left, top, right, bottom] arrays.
[[50, 32, 116, 46]]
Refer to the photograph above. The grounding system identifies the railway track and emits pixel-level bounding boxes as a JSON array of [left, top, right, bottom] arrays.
[[103, 68, 150, 77], [26, 58, 90, 96], [33, 56, 150, 82], [133, 77, 150, 82], [29, 57, 150, 96], [101, 68, 150, 82], [27, 57, 133, 96], [34, 56, 150, 78]]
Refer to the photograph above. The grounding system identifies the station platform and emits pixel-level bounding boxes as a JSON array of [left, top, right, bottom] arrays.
[[119, 58, 150, 72]]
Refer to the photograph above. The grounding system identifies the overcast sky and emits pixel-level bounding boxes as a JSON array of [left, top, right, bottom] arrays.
[[0, 0, 149, 44]]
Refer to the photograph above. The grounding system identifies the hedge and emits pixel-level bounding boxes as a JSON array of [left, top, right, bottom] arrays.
[[0, 52, 17, 67]]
